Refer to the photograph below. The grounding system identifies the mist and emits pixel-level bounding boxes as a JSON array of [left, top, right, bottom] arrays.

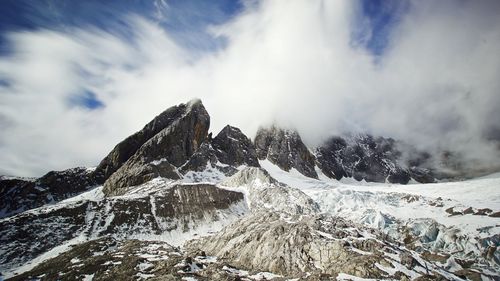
[[1, 0, 499, 177]]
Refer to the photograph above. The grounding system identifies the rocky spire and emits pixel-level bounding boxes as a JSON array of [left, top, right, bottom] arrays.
[[102, 99, 210, 196], [95, 99, 206, 182], [212, 125, 260, 167], [254, 125, 317, 178], [180, 125, 260, 175]]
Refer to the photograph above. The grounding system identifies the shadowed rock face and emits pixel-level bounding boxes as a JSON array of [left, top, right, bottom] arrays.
[[316, 135, 414, 184], [0, 167, 100, 218], [252, 126, 434, 184], [181, 125, 260, 176], [212, 125, 260, 168], [94, 102, 195, 182], [255, 126, 317, 178], [103, 100, 210, 196]]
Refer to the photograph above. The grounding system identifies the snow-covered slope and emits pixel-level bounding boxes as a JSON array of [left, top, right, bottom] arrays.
[[0, 180, 248, 278], [3, 163, 499, 280], [261, 160, 500, 276]]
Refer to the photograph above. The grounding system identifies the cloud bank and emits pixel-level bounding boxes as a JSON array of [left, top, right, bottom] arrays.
[[1, 0, 500, 176]]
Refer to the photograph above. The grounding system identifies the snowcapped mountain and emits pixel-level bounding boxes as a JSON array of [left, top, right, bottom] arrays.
[[1, 100, 499, 280]]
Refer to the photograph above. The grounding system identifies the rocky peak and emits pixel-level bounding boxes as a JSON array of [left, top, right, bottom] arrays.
[[95, 103, 181, 182], [212, 125, 259, 167], [95, 99, 205, 182], [102, 99, 210, 196], [254, 125, 317, 178], [180, 125, 260, 178]]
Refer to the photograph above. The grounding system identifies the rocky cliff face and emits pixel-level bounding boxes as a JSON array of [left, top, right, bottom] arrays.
[[94, 101, 204, 182], [212, 125, 260, 168], [255, 126, 318, 178], [181, 125, 260, 176], [0, 167, 100, 218], [316, 135, 415, 184], [103, 99, 210, 196], [253, 126, 435, 184], [0, 181, 246, 274]]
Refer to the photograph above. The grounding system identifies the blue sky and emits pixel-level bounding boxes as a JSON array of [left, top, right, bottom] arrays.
[[0, 0, 400, 57], [0, 0, 406, 110], [0, 0, 243, 54], [0, 0, 246, 110], [354, 0, 409, 56]]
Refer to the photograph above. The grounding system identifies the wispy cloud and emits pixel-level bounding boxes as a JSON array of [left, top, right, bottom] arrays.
[[0, 0, 499, 176]]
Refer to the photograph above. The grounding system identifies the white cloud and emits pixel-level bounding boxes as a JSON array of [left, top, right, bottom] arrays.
[[0, 0, 499, 176]]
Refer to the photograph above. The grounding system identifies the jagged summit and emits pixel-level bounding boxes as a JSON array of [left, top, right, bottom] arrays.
[[0, 99, 448, 217], [315, 134, 413, 184], [102, 100, 210, 196], [0, 99, 440, 216], [180, 124, 260, 177], [252, 126, 436, 184], [95, 99, 207, 182], [254, 125, 318, 178], [212, 125, 260, 167]]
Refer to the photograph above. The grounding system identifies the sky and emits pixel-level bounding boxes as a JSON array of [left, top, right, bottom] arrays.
[[0, 0, 499, 177]]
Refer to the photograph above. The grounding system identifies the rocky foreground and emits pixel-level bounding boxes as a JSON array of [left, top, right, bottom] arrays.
[[1, 100, 499, 280]]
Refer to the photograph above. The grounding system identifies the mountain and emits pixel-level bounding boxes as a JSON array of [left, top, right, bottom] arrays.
[[255, 127, 434, 184], [316, 134, 416, 184], [102, 99, 210, 196], [255, 126, 318, 178], [1, 99, 499, 281], [180, 124, 260, 177]]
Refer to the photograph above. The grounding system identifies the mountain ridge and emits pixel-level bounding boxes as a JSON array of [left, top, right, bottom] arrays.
[[1, 99, 496, 217], [1, 99, 499, 280]]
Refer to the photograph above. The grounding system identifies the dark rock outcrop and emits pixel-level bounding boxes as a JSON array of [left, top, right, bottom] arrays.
[[103, 100, 210, 196], [0, 177, 36, 218], [0, 167, 100, 218], [254, 126, 317, 178], [316, 135, 414, 184], [94, 101, 203, 182], [181, 125, 260, 176], [313, 136, 349, 180], [180, 142, 222, 173], [37, 167, 100, 195], [212, 125, 260, 167]]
